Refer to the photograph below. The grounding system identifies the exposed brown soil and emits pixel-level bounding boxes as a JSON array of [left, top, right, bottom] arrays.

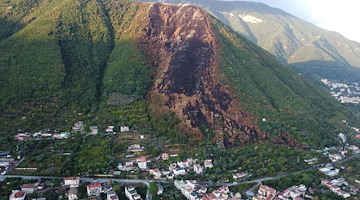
[[139, 3, 271, 147]]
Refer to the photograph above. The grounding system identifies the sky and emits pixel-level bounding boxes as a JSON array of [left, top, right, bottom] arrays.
[[227, 0, 360, 42]]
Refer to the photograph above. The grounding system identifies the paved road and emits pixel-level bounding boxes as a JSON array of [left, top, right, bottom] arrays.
[[228, 152, 359, 186], [0, 175, 153, 200]]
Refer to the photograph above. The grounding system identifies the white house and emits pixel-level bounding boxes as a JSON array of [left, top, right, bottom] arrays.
[[121, 126, 130, 132], [21, 184, 35, 194], [136, 157, 147, 169], [157, 184, 164, 195], [133, 194, 142, 200], [68, 187, 78, 200], [328, 153, 342, 162], [204, 159, 213, 168], [193, 164, 203, 174], [232, 172, 247, 180], [169, 163, 177, 172], [64, 177, 80, 187], [125, 185, 143, 200], [107, 191, 119, 200], [89, 126, 98, 135], [218, 185, 229, 194], [174, 168, 186, 176], [87, 183, 102, 196], [166, 173, 174, 180], [177, 161, 186, 168], [338, 133, 346, 143], [9, 190, 26, 200], [149, 168, 161, 179], [127, 144, 144, 152], [106, 126, 115, 133], [161, 153, 169, 160]]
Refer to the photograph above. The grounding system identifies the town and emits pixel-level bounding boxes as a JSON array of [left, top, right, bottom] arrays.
[[1, 120, 360, 200], [321, 79, 360, 104]]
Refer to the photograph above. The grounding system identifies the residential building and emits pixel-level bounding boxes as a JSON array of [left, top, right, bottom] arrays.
[[107, 191, 119, 200], [0, 151, 11, 158], [157, 184, 164, 195], [177, 161, 186, 168], [149, 168, 161, 179], [169, 153, 179, 157], [68, 187, 78, 200], [121, 126, 130, 132], [304, 158, 318, 165], [136, 157, 147, 169], [338, 133, 346, 143], [161, 153, 169, 160], [348, 145, 359, 153], [117, 163, 124, 169], [127, 144, 144, 152], [52, 132, 70, 139], [125, 186, 143, 200], [197, 186, 207, 194], [174, 168, 186, 176], [64, 177, 80, 187], [89, 126, 98, 135], [278, 189, 290, 200], [21, 184, 35, 194], [319, 167, 339, 177], [166, 173, 174, 180], [184, 159, 193, 167], [125, 161, 134, 167], [328, 153, 342, 162], [255, 185, 277, 200], [204, 159, 213, 168], [193, 164, 203, 174], [106, 126, 115, 133], [176, 180, 240, 200], [232, 172, 247, 180], [321, 179, 351, 198], [218, 185, 229, 194], [9, 190, 26, 200], [72, 121, 84, 133], [87, 183, 102, 196], [132, 194, 142, 200], [169, 163, 177, 172]]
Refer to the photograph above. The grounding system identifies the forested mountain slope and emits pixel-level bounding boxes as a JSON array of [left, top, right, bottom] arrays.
[[140, 0, 360, 82], [0, 0, 348, 148]]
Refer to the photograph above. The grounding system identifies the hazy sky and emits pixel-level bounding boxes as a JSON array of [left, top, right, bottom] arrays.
[[227, 0, 360, 42]]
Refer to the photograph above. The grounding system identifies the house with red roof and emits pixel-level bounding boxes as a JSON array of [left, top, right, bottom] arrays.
[[161, 153, 169, 160], [9, 190, 26, 200], [149, 168, 161, 179], [87, 183, 102, 196], [136, 156, 147, 169], [21, 183, 36, 194], [204, 159, 213, 168], [253, 185, 277, 200], [64, 177, 80, 187]]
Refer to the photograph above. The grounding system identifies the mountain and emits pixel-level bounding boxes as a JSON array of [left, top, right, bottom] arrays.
[[139, 0, 360, 82], [0, 0, 348, 148]]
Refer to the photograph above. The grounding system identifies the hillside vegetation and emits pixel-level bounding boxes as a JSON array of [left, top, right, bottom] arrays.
[[213, 19, 347, 147], [0, 0, 350, 148]]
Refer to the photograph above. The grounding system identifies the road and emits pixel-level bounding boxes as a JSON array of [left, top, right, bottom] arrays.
[[1, 152, 358, 199], [0, 175, 154, 200], [228, 152, 359, 186]]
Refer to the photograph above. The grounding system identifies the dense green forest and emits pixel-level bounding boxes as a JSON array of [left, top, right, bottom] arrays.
[[212, 18, 348, 147]]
